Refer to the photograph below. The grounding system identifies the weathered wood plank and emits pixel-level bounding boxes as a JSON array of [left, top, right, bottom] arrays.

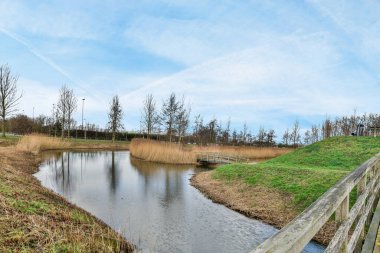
[[325, 171, 379, 252]]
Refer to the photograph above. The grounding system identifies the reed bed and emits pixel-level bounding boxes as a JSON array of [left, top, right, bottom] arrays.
[[130, 138, 292, 164], [16, 134, 70, 154], [193, 145, 292, 159], [130, 139, 197, 164]]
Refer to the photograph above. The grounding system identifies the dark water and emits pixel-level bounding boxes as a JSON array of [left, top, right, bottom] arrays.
[[35, 151, 324, 253]]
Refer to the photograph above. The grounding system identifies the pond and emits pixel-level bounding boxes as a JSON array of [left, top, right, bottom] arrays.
[[35, 151, 324, 253]]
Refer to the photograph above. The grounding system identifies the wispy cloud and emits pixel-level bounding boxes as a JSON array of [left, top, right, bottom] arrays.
[[0, 0, 379, 132]]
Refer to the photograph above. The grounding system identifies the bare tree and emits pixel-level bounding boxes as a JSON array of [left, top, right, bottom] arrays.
[[66, 88, 77, 138], [0, 64, 22, 137], [107, 95, 124, 142], [57, 85, 68, 138], [175, 96, 191, 143], [311, 124, 320, 143], [141, 94, 158, 137], [161, 93, 179, 142], [290, 120, 301, 146], [282, 128, 290, 146], [304, 130, 311, 145]]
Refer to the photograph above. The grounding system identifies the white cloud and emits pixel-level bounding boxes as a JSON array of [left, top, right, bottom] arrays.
[[121, 31, 379, 130]]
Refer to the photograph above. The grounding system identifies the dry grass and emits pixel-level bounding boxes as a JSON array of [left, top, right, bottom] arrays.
[[15, 134, 130, 154], [16, 134, 70, 154], [191, 171, 336, 245], [130, 138, 292, 164], [193, 145, 292, 160], [0, 147, 133, 252], [130, 138, 196, 164]]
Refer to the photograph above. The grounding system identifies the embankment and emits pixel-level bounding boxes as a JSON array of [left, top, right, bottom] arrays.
[[191, 136, 380, 245], [129, 138, 291, 164], [0, 135, 133, 252]]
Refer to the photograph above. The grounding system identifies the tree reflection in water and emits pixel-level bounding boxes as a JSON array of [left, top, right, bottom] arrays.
[[130, 157, 193, 206]]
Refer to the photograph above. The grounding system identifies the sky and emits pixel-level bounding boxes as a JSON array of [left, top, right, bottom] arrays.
[[0, 0, 379, 135]]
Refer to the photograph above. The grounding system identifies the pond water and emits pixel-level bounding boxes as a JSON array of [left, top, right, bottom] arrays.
[[35, 151, 324, 253]]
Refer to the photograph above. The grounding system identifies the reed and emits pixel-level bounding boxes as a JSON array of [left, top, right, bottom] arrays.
[[130, 139, 197, 164], [193, 145, 292, 159], [16, 134, 70, 154], [130, 138, 292, 164]]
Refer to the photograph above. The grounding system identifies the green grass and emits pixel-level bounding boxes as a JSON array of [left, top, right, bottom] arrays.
[[68, 138, 128, 145], [0, 135, 21, 146], [10, 199, 50, 214], [71, 211, 92, 224], [214, 136, 380, 210]]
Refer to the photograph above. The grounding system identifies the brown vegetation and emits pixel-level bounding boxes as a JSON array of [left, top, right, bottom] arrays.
[[194, 145, 292, 160], [16, 134, 70, 154], [130, 138, 196, 164], [129, 138, 292, 164], [0, 147, 133, 252], [191, 171, 335, 245], [14, 134, 129, 154]]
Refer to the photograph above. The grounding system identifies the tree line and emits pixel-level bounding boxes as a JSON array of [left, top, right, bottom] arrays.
[[139, 93, 380, 147], [0, 64, 124, 142], [1, 63, 379, 145]]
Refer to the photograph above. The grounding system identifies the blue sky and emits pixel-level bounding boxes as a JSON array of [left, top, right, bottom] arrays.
[[0, 0, 379, 134]]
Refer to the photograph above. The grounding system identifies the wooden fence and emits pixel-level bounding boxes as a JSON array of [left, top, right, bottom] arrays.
[[252, 153, 380, 253], [196, 152, 249, 164]]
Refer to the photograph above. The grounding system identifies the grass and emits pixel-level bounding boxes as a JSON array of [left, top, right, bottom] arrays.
[[129, 138, 291, 164], [0, 135, 21, 147], [0, 144, 133, 252], [214, 136, 380, 210], [12, 134, 129, 154]]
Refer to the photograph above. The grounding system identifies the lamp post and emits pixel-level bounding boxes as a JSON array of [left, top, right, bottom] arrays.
[[82, 98, 85, 138]]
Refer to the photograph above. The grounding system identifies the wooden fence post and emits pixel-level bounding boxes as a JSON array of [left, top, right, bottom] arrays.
[[336, 195, 349, 252]]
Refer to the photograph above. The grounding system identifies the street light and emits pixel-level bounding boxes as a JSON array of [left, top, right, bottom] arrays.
[[82, 98, 85, 139]]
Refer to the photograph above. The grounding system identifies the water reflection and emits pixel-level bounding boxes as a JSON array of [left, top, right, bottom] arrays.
[[35, 151, 324, 253], [107, 152, 120, 194]]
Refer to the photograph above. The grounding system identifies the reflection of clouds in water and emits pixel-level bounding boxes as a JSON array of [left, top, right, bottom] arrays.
[[35, 151, 324, 253]]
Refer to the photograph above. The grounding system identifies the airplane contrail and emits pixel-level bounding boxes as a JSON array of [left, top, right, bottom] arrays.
[[0, 26, 108, 100]]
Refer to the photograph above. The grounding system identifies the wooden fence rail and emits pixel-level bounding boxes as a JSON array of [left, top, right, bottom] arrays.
[[196, 152, 249, 164], [252, 153, 380, 253]]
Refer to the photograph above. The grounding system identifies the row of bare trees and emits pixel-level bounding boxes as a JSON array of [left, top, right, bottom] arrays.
[[140, 92, 190, 143], [0, 63, 125, 142]]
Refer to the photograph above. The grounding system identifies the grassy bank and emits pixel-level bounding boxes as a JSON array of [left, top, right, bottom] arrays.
[[0, 134, 130, 152], [129, 138, 291, 164], [0, 148, 133, 252], [0, 135, 134, 252], [192, 136, 380, 244]]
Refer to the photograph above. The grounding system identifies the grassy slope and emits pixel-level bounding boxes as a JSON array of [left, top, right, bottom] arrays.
[[0, 149, 133, 252], [214, 136, 380, 210]]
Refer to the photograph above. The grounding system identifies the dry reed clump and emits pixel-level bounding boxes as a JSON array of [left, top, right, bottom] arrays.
[[193, 145, 292, 159], [16, 134, 70, 154], [130, 138, 292, 164], [130, 139, 197, 164]]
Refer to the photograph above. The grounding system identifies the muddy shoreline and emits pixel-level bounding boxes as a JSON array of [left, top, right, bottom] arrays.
[[190, 170, 336, 246]]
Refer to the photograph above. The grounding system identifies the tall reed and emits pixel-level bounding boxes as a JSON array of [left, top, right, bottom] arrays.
[[129, 138, 292, 164], [130, 139, 197, 164], [193, 145, 292, 159], [16, 134, 70, 154]]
